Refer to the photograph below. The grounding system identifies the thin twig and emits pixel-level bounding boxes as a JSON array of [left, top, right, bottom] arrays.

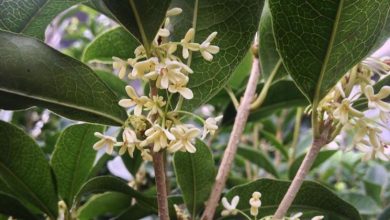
[[201, 58, 261, 220], [153, 152, 170, 220], [272, 123, 332, 220]]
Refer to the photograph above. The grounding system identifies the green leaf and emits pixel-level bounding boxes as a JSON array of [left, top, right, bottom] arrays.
[[77, 192, 132, 220], [363, 180, 382, 205], [0, 31, 127, 126], [169, 0, 265, 109], [228, 52, 253, 90], [51, 124, 104, 207], [379, 205, 390, 220], [74, 176, 156, 210], [82, 27, 139, 63], [339, 193, 381, 215], [0, 121, 58, 218], [224, 178, 361, 219], [260, 130, 288, 159], [0, 193, 38, 220], [289, 150, 337, 179], [122, 150, 143, 177], [102, 0, 171, 53], [94, 70, 127, 98], [237, 145, 279, 178], [113, 204, 153, 220], [173, 139, 215, 217], [223, 80, 308, 125], [0, 0, 85, 40], [269, 0, 390, 102], [258, 0, 287, 80]]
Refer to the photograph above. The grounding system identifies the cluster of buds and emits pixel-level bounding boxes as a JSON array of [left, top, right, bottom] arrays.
[[92, 8, 222, 161], [221, 192, 323, 220], [318, 57, 390, 161]]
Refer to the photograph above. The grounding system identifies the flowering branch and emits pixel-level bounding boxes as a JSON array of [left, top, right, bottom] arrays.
[[202, 58, 260, 220], [152, 151, 170, 220]]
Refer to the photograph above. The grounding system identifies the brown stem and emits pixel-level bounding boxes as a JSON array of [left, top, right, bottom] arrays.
[[153, 152, 170, 220], [201, 58, 260, 220], [272, 124, 331, 220]]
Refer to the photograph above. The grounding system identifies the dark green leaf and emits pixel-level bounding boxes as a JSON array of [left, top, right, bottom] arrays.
[[0, 121, 58, 218], [121, 150, 143, 177], [269, 0, 390, 102], [51, 124, 104, 207], [289, 150, 337, 179], [339, 193, 381, 215], [0, 31, 127, 126], [258, 0, 287, 80], [74, 176, 156, 210], [223, 80, 308, 125], [94, 70, 127, 98], [113, 204, 153, 220], [0, 0, 84, 40], [237, 146, 279, 178], [363, 180, 382, 205], [102, 0, 171, 53], [169, 0, 264, 109], [0, 193, 38, 220], [82, 27, 139, 63], [228, 52, 253, 90], [224, 178, 361, 219], [173, 139, 215, 217], [260, 130, 288, 159], [77, 192, 132, 220], [379, 205, 390, 220]]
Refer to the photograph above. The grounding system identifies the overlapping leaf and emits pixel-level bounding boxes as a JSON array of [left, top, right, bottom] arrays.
[[0, 31, 127, 126], [269, 0, 390, 102]]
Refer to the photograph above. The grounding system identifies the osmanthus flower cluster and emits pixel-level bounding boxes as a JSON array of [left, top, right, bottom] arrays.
[[317, 57, 390, 161], [220, 191, 323, 220], [92, 8, 222, 160]]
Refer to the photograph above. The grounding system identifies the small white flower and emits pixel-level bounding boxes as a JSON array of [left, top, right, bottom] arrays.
[[144, 95, 166, 116], [131, 57, 159, 79], [112, 57, 129, 79], [134, 45, 146, 58], [166, 7, 182, 17], [180, 28, 200, 59], [93, 132, 119, 155], [157, 28, 170, 38], [311, 215, 324, 220], [145, 60, 191, 89], [290, 212, 303, 220], [333, 99, 364, 124], [168, 124, 200, 153], [118, 86, 150, 115], [141, 148, 153, 161], [168, 83, 193, 99], [118, 128, 139, 157], [221, 196, 239, 216], [249, 191, 261, 217], [141, 124, 176, 152], [364, 85, 390, 112], [202, 115, 223, 139], [199, 32, 220, 61]]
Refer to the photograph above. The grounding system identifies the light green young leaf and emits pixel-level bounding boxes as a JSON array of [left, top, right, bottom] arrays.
[[51, 124, 104, 207], [102, 0, 171, 53], [223, 178, 361, 219], [170, 0, 265, 110], [258, 0, 287, 80], [289, 150, 337, 179], [0, 31, 127, 126], [173, 139, 215, 217], [0, 0, 86, 40], [82, 27, 139, 63], [0, 121, 58, 219], [269, 0, 390, 102], [237, 145, 279, 178]]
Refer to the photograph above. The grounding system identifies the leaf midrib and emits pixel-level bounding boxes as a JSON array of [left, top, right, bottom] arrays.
[[0, 88, 124, 125], [0, 161, 55, 218], [313, 0, 344, 104]]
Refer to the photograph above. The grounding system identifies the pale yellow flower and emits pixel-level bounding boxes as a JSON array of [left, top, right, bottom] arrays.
[[202, 115, 223, 138], [168, 125, 200, 153], [112, 57, 128, 79], [141, 148, 153, 161], [118, 86, 150, 115], [144, 95, 166, 116], [249, 191, 261, 217], [221, 196, 239, 216], [290, 212, 303, 220], [333, 99, 364, 124], [144, 60, 191, 89], [311, 216, 324, 220], [93, 132, 118, 155], [364, 85, 390, 112], [168, 83, 193, 99], [118, 128, 139, 157], [199, 32, 220, 61], [131, 57, 159, 79], [141, 124, 175, 152], [180, 28, 200, 59], [166, 7, 182, 17]]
